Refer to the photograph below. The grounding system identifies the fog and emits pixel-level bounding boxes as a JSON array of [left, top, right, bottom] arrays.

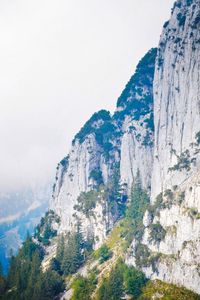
[[0, 0, 174, 192]]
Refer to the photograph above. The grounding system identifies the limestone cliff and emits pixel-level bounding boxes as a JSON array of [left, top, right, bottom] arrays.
[[152, 0, 200, 198], [50, 49, 156, 245], [127, 0, 200, 294], [50, 0, 200, 294]]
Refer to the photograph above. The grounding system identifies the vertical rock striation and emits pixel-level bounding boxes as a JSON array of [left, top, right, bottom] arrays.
[[127, 0, 200, 294], [50, 49, 156, 244], [152, 0, 200, 199]]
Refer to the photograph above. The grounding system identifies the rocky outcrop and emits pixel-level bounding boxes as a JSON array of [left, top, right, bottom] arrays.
[[152, 0, 200, 199], [127, 0, 200, 294], [50, 49, 156, 245], [116, 48, 156, 192], [49, 0, 200, 294]]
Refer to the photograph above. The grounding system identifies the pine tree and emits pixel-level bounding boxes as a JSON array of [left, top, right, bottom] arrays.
[[61, 230, 84, 275], [0, 261, 6, 297], [108, 262, 124, 300], [56, 234, 65, 262]]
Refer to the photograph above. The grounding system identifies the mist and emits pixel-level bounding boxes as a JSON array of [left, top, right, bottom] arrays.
[[0, 0, 174, 192]]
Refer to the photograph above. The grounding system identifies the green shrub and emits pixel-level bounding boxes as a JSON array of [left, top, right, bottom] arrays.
[[144, 113, 154, 132], [3, 237, 64, 300], [74, 191, 98, 217], [189, 208, 200, 219], [97, 259, 147, 300], [177, 191, 185, 204], [34, 210, 59, 245], [95, 244, 112, 264], [72, 273, 97, 300], [124, 265, 147, 298], [164, 189, 173, 200], [169, 149, 192, 172], [60, 231, 84, 276], [149, 223, 166, 244], [126, 178, 150, 240], [89, 169, 103, 185], [195, 131, 200, 145], [115, 48, 157, 124], [139, 279, 200, 300], [177, 13, 186, 27], [135, 243, 151, 268], [59, 156, 69, 167], [74, 110, 111, 144]]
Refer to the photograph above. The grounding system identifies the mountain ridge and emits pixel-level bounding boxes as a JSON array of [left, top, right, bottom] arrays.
[[1, 0, 200, 299]]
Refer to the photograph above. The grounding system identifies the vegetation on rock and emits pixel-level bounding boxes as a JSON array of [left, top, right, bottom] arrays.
[[34, 210, 59, 246], [96, 259, 147, 300], [1, 237, 64, 300], [74, 191, 99, 218], [139, 279, 200, 300]]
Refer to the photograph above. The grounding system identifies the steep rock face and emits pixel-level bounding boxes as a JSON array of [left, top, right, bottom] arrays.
[[152, 0, 200, 198], [117, 49, 156, 192], [50, 49, 156, 244], [127, 0, 200, 294], [120, 115, 153, 192], [51, 121, 115, 233]]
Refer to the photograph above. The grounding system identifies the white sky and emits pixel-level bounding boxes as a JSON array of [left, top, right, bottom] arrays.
[[0, 0, 174, 192]]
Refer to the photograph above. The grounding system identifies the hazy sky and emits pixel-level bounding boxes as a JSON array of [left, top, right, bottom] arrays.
[[0, 0, 174, 192]]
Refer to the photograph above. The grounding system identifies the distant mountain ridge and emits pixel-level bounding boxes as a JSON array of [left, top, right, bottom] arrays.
[[0, 185, 50, 274]]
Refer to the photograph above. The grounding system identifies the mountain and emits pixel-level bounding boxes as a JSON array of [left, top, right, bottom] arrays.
[[0, 185, 50, 274], [1, 0, 200, 299], [130, 0, 200, 292], [50, 48, 156, 248]]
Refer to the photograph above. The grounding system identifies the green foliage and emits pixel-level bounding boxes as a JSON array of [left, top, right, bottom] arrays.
[[0, 262, 6, 298], [193, 12, 200, 27], [95, 244, 112, 264], [126, 176, 150, 241], [74, 191, 99, 217], [34, 210, 59, 246], [195, 131, 200, 145], [164, 189, 173, 200], [71, 270, 97, 300], [59, 156, 69, 168], [163, 21, 169, 28], [60, 230, 84, 276], [115, 48, 157, 125], [144, 113, 154, 132], [97, 260, 124, 300], [74, 110, 111, 142], [169, 149, 193, 172], [142, 131, 153, 147], [97, 259, 147, 300], [177, 13, 186, 27], [188, 208, 200, 220], [72, 275, 92, 300], [53, 229, 92, 278], [147, 191, 177, 217], [52, 225, 92, 278], [124, 264, 147, 298], [74, 110, 117, 155], [139, 279, 200, 300], [135, 243, 151, 268], [105, 173, 150, 252], [149, 223, 166, 243], [148, 193, 163, 217], [38, 270, 64, 300], [2, 237, 64, 300], [97, 278, 110, 300], [106, 163, 126, 218], [177, 191, 185, 205], [89, 169, 103, 185]]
